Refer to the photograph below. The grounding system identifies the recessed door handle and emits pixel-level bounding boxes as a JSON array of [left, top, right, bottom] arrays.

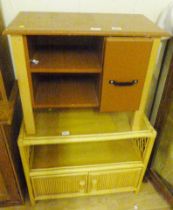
[[109, 80, 138, 87]]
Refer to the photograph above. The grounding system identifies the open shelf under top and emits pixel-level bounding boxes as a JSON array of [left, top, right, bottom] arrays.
[[30, 140, 142, 170], [30, 48, 102, 73], [19, 110, 151, 141], [33, 76, 99, 108]]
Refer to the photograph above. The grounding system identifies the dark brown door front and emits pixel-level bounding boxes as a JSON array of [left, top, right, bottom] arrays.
[[100, 37, 153, 112]]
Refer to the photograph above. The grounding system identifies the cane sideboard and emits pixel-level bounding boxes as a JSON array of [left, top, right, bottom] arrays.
[[4, 12, 169, 204]]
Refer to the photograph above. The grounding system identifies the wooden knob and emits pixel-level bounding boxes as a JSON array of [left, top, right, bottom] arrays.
[[79, 180, 86, 193]]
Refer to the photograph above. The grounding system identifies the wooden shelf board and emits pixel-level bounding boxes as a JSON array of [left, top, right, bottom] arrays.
[[30, 48, 101, 73], [32, 110, 135, 137], [31, 140, 142, 170], [33, 77, 98, 108]]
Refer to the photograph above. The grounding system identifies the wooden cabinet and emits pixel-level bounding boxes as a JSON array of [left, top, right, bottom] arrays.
[[0, 14, 24, 205], [0, 89, 24, 206], [4, 12, 169, 205], [101, 38, 153, 112]]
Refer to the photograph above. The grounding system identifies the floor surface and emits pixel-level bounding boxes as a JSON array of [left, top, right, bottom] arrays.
[[4, 181, 172, 210]]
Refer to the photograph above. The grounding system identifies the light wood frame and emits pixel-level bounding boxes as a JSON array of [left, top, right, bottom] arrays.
[[10, 36, 35, 134], [18, 114, 156, 205], [10, 35, 161, 134], [132, 39, 161, 129]]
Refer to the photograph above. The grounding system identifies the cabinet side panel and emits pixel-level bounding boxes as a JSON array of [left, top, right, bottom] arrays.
[[0, 127, 21, 204]]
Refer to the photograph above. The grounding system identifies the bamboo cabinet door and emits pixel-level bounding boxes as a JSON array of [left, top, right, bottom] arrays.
[[100, 38, 153, 112], [31, 172, 88, 199], [88, 168, 142, 193]]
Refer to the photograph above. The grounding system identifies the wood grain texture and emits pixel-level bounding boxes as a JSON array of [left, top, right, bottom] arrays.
[[4, 12, 169, 37], [100, 37, 153, 112], [0, 86, 24, 206], [0, 170, 8, 201], [0, 82, 17, 124], [0, 12, 14, 99], [33, 75, 99, 108], [0, 126, 21, 205]]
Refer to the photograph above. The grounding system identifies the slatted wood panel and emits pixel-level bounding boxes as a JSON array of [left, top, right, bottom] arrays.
[[88, 168, 141, 193], [136, 137, 149, 160], [32, 173, 88, 199]]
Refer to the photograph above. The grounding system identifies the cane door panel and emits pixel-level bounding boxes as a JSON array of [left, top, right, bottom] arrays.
[[32, 172, 88, 198], [88, 168, 142, 193]]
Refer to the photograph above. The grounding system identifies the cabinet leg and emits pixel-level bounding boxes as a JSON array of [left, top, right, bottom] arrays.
[[18, 141, 35, 205]]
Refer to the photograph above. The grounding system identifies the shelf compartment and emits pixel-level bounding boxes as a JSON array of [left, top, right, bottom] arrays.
[[30, 48, 102, 73], [31, 110, 150, 138], [32, 74, 99, 108], [27, 36, 103, 73], [30, 139, 143, 171]]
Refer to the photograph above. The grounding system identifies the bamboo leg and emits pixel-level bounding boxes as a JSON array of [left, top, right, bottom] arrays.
[[132, 39, 161, 130], [10, 36, 35, 134], [18, 140, 35, 205]]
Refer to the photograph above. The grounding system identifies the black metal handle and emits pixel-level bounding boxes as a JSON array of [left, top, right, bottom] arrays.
[[109, 80, 138, 87]]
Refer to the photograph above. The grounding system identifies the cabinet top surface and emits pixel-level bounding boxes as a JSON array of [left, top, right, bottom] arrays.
[[4, 12, 169, 37]]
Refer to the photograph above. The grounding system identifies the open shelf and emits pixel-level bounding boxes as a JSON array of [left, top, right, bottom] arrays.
[[30, 140, 142, 170], [27, 36, 103, 73], [32, 74, 99, 108], [30, 48, 101, 73], [27, 109, 150, 138]]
